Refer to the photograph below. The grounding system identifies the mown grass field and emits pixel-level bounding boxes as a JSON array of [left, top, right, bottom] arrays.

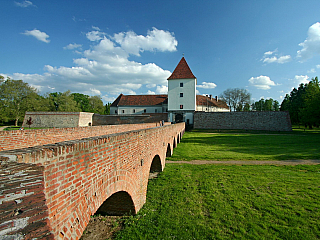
[[116, 164, 320, 239], [167, 128, 320, 161], [114, 129, 320, 239]]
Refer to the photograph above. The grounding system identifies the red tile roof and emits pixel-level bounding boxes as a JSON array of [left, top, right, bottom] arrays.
[[196, 95, 229, 109], [167, 57, 196, 80], [111, 94, 168, 107], [111, 94, 229, 110]]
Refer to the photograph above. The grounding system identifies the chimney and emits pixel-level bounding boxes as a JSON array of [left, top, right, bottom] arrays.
[[209, 94, 212, 100], [215, 96, 218, 102]]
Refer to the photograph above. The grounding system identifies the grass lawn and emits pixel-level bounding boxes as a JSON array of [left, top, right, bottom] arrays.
[[167, 129, 320, 161], [116, 164, 320, 239]]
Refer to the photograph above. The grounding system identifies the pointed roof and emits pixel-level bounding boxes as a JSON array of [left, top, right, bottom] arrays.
[[167, 57, 196, 80]]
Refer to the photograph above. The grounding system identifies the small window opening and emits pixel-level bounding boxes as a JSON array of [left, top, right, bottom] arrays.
[[180, 93, 183, 97], [180, 82, 183, 87], [180, 105, 183, 109]]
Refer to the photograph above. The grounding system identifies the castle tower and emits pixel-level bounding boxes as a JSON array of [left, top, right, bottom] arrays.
[[167, 57, 196, 124]]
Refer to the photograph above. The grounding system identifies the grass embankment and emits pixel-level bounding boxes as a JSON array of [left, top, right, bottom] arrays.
[[167, 129, 320, 161], [116, 164, 320, 239]]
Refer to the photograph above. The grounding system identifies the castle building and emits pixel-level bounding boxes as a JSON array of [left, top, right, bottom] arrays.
[[110, 57, 229, 124]]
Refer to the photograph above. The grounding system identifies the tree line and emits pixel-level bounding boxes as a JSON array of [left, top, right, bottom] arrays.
[[0, 76, 111, 126], [280, 77, 320, 128]]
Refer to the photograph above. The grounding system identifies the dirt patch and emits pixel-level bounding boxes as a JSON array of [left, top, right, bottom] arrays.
[[80, 216, 124, 240]]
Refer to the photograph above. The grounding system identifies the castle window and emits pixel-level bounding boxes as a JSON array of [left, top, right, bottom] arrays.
[[115, 110, 117, 114], [155, 109, 158, 113], [133, 109, 135, 113], [180, 82, 183, 87], [122, 110, 125, 113], [180, 105, 183, 109], [180, 93, 183, 97], [144, 109, 146, 113]]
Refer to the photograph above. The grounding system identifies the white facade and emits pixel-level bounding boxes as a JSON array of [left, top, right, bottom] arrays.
[[168, 78, 196, 111], [196, 105, 230, 112], [110, 105, 167, 115]]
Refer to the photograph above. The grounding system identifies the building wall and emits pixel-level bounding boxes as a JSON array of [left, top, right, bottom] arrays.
[[22, 112, 94, 128], [0, 123, 185, 239], [168, 78, 196, 111], [196, 105, 230, 112], [194, 111, 292, 131], [111, 105, 166, 115], [0, 123, 162, 151], [93, 113, 168, 126]]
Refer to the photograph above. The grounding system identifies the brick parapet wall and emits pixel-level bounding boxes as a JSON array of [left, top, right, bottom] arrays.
[[0, 123, 164, 152], [194, 111, 292, 131], [0, 123, 185, 239]]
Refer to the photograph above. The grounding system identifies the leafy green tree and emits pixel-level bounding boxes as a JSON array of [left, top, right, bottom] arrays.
[[88, 95, 105, 114], [105, 102, 111, 115], [0, 77, 41, 125], [253, 98, 280, 111], [219, 88, 251, 111], [72, 93, 91, 112], [48, 91, 80, 112]]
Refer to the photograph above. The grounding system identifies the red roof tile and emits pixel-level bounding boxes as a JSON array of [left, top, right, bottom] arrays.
[[167, 57, 196, 80], [196, 95, 229, 109], [111, 94, 168, 107], [111, 94, 229, 110]]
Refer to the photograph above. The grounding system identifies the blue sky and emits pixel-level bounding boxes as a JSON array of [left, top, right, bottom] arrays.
[[2, 0, 320, 104]]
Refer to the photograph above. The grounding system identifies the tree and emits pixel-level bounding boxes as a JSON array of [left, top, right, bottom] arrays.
[[88, 95, 105, 114], [252, 98, 280, 111], [47, 91, 80, 112], [0, 77, 41, 126], [219, 88, 251, 111], [72, 93, 91, 112], [105, 102, 111, 115]]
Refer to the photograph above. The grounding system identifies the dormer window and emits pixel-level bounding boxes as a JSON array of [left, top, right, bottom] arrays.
[[180, 82, 183, 87]]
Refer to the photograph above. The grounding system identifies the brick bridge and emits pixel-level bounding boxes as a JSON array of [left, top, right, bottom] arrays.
[[0, 122, 185, 239]]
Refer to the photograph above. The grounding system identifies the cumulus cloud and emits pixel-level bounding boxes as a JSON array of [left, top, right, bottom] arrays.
[[86, 30, 105, 42], [22, 29, 50, 43], [292, 75, 310, 85], [248, 75, 276, 90], [155, 85, 168, 94], [9, 27, 176, 101], [197, 82, 217, 89], [261, 49, 291, 64], [147, 90, 156, 95], [113, 27, 177, 56], [15, 0, 35, 7], [297, 22, 320, 60], [63, 43, 82, 50]]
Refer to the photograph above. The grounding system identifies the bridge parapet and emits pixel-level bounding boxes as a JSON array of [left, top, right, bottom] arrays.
[[0, 123, 185, 239]]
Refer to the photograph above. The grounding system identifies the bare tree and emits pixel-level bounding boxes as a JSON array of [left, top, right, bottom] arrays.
[[219, 88, 251, 111]]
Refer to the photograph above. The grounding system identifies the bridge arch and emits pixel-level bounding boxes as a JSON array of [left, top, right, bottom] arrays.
[[177, 134, 180, 144], [95, 191, 136, 216], [166, 143, 172, 157], [173, 137, 177, 148], [150, 154, 162, 173]]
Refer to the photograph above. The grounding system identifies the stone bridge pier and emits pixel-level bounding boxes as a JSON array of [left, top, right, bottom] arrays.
[[0, 123, 185, 239]]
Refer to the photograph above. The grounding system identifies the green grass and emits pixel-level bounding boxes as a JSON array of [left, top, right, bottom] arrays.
[[167, 129, 320, 161], [116, 164, 320, 239]]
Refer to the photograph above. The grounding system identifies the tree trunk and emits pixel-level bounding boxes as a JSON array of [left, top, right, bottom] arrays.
[[15, 118, 18, 126]]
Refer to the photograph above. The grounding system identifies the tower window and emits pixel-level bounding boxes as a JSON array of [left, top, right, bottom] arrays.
[[180, 105, 183, 109], [180, 93, 183, 97], [180, 82, 183, 87]]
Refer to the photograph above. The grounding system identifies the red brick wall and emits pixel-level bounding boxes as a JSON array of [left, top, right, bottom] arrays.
[[0, 123, 185, 239], [0, 123, 163, 151]]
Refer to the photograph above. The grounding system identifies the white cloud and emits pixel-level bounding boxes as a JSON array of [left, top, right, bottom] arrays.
[[261, 49, 291, 64], [292, 75, 310, 85], [248, 75, 276, 90], [197, 82, 217, 89], [7, 27, 176, 102], [297, 22, 320, 60], [155, 85, 168, 94], [15, 1, 35, 7], [147, 90, 156, 95], [63, 43, 82, 50], [113, 27, 177, 56], [22, 29, 50, 43], [317, 64, 320, 68]]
